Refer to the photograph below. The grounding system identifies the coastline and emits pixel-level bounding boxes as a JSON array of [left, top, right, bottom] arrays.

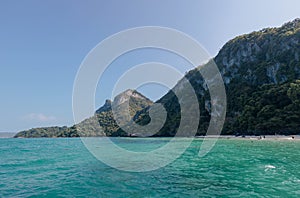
[[195, 135, 300, 140], [10, 135, 300, 140]]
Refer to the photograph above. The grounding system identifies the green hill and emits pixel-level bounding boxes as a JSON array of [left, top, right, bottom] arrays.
[[14, 89, 153, 138], [146, 18, 300, 136]]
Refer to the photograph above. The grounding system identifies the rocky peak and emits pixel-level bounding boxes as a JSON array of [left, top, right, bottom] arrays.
[[281, 18, 300, 30], [95, 99, 111, 113], [113, 89, 151, 106], [96, 89, 152, 114]]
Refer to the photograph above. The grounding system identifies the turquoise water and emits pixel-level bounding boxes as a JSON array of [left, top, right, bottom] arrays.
[[1, 138, 300, 197]]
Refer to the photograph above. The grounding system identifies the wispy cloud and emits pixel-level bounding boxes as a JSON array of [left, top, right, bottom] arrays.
[[22, 113, 57, 122]]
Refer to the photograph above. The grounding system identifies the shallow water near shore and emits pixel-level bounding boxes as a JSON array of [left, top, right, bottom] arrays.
[[1, 138, 300, 197]]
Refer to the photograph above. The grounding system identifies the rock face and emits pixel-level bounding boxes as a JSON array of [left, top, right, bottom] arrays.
[[216, 18, 300, 86], [94, 89, 153, 136], [135, 18, 300, 136], [95, 99, 112, 113], [214, 19, 300, 135], [14, 18, 300, 138]]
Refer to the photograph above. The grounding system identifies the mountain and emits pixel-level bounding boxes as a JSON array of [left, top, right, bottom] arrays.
[[144, 18, 300, 136], [212, 18, 300, 135], [15, 18, 300, 138], [14, 89, 153, 138], [94, 89, 153, 136]]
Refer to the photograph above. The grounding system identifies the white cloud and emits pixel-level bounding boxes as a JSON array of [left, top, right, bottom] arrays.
[[22, 113, 57, 122]]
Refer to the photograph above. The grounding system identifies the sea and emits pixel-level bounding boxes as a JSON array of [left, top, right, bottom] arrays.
[[0, 138, 299, 197]]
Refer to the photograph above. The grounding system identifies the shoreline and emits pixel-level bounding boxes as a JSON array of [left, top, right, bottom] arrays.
[[195, 135, 300, 140], [8, 135, 300, 140]]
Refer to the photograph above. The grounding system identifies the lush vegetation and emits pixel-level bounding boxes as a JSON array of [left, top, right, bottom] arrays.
[[135, 18, 300, 136], [224, 80, 300, 135]]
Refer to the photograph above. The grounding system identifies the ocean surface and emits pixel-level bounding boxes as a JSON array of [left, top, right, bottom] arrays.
[[1, 138, 300, 197]]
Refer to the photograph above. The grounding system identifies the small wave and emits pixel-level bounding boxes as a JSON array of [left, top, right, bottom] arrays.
[[265, 165, 276, 169], [265, 165, 276, 168], [264, 165, 276, 171]]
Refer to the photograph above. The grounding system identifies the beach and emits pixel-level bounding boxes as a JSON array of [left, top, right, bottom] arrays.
[[196, 135, 300, 140]]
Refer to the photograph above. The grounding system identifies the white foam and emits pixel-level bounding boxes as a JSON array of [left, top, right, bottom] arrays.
[[265, 165, 276, 170]]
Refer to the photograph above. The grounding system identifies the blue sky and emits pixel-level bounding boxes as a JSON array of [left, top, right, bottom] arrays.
[[0, 0, 299, 132]]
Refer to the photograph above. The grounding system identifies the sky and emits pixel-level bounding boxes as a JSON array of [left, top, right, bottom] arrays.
[[0, 0, 300, 132]]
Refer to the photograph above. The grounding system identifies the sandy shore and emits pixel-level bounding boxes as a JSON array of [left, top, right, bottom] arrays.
[[195, 135, 300, 140]]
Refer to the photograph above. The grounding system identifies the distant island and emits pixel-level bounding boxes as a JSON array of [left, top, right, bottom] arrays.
[[15, 19, 300, 138]]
